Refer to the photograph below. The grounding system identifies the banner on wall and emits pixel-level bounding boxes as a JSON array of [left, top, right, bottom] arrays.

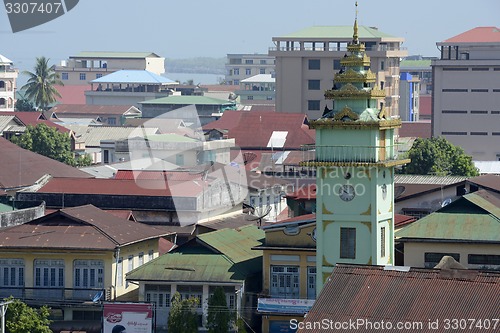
[[103, 302, 153, 333]]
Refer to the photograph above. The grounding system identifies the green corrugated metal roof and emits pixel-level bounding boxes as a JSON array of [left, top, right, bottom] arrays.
[[73, 51, 159, 59], [0, 203, 13, 213], [396, 191, 500, 242], [198, 225, 264, 263], [141, 95, 235, 106], [400, 60, 432, 69], [126, 226, 264, 283], [279, 26, 397, 39]]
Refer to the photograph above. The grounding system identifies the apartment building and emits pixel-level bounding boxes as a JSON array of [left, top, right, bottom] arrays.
[[0, 54, 18, 111], [55, 51, 165, 85], [432, 26, 500, 161], [225, 53, 275, 86], [399, 72, 420, 121], [270, 25, 407, 119]]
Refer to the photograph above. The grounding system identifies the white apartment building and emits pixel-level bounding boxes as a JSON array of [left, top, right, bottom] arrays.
[[432, 26, 500, 161], [270, 25, 407, 119], [225, 54, 275, 86], [55, 51, 165, 85], [235, 74, 275, 105], [0, 54, 18, 112]]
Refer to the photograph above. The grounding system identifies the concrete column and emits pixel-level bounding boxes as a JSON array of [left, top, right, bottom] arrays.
[[202, 284, 209, 327]]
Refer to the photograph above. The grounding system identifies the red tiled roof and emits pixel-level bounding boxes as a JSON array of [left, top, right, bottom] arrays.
[[54, 85, 90, 105], [444, 26, 500, 43], [299, 264, 500, 333], [419, 95, 432, 116], [394, 213, 417, 228], [104, 209, 133, 220], [0, 137, 92, 189], [0, 205, 172, 250], [399, 121, 432, 138], [50, 104, 138, 115], [0, 111, 70, 133], [114, 170, 204, 182], [204, 111, 315, 149]]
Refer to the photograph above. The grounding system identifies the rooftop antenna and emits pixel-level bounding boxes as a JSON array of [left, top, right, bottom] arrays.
[[246, 204, 272, 227]]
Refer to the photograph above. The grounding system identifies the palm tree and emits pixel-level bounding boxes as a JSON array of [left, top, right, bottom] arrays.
[[21, 56, 63, 111]]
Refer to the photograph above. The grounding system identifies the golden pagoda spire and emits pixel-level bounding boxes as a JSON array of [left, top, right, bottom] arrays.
[[353, 1, 359, 43]]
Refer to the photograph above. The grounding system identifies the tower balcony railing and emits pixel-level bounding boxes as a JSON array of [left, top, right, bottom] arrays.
[[300, 144, 409, 166], [0, 287, 111, 304], [269, 46, 407, 52]]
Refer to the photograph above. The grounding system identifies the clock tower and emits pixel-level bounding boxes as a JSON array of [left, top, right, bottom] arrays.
[[301, 3, 409, 295]]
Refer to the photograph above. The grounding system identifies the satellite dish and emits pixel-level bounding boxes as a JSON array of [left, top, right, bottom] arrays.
[[92, 290, 103, 303], [394, 186, 406, 199], [441, 198, 452, 207], [245, 205, 272, 227], [228, 92, 238, 100]]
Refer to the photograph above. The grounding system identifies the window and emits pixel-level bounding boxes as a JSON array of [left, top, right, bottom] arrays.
[[146, 285, 171, 309], [233, 79, 239, 85], [443, 67, 468, 71], [270, 266, 300, 298], [138, 252, 144, 266], [380, 227, 386, 258], [178, 285, 203, 308], [233, 68, 239, 75], [468, 254, 500, 267], [61, 73, 69, 80], [308, 100, 320, 111], [96, 73, 102, 79], [107, 117, 116, 125], [442, 131, 467, 135], [442, 89, 468, 92], [470, 132, 488, 136], [340, 227, 356, 259], [34, 259, 64, 287], [333, 59, 341, 70], [73, 260, 104, 289], [307, 267, 316, 299], [0, 259, 24, 292], [380, 81, 385, 90], [380, 60, 385, 70], [148, 250, 154, 261], [79, 73, 86, 81], [260, 68, 266, 74], [127, 255, 134, 273], [245, 68, 251, 75], [471, 89, 488, 92], [424, 252, 460, 268], [247, 96, 253, 100], [260, 59, 267, 65], [117, 257, 123, 287], [245, 59, 253, 64], [308, 80, 320, 90], [442, 110, 467, 114], [308, 59, 320, 70]]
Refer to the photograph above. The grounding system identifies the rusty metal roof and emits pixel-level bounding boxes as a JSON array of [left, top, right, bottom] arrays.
[[299, 264, 500, 333], [396, 189, 500, 243], [0, 205, 173, 250], [467, 174, 500, 193]]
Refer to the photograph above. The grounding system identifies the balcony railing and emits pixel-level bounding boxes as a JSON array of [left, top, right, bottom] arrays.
[[301, 144, 409, 166], [0, 287, 110, 303], [269, 46, 407, 52]]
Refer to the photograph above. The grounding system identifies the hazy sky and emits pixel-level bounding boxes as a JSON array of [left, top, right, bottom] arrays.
[[1, 0, 498, 73]]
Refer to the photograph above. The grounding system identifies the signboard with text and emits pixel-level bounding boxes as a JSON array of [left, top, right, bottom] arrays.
[[258, 298, 315, 314], [103, 302, 153, 333]]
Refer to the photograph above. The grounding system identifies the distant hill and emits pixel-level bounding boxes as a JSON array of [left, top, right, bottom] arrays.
[[165, 57, 225, 74]]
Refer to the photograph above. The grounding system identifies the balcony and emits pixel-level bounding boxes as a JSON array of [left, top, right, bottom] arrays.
[[0, 287, 111, 304], [300, 144, 410, 167]]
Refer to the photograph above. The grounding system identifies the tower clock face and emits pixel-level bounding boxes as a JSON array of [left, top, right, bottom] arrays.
[[339, 184, 355, 201]]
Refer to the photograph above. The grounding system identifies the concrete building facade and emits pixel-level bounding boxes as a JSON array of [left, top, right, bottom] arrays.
[[225, 53, 275, 86], [0, 54, 18, 111], [432, 26, 500, 161], [270, 25, 407, 119], [55, 51, 165, 85]]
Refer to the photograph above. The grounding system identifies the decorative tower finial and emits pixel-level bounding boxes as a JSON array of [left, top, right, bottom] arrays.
[[353, 1, 359, 43]]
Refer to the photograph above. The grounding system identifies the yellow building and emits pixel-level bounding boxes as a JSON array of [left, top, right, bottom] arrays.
[[0, 204, 174, 332], [253, 214, 316, 333]]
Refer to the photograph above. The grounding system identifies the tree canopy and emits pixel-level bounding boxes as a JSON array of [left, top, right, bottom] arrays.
[[401, 137, 479, 176], [168, 292, 199, 333], [4, 297, 52, 333], [207, 287, 233, 333], [11, 123, 91, 167], [21, 56, 63, 111]]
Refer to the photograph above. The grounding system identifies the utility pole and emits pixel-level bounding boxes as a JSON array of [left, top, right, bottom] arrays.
[[0, 300, 13, 333]]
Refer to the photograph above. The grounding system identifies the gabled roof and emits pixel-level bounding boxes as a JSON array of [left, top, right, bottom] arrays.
[[126, 225, 263, 283], [0, 137, 92, 189], [241, 74, 275, 83], [0, 54, 13, 64], [0, 112, 70, 134], [140, 95, 234, 106], [0, 204, 172, 250], [278, 25, 399, 40], [443, 27, 500, 43], [467, 174, 500, 193], [197, 225, 264, 263], [299, 264, 500, 333], [50, 104, 141, 116], [203, 111, 315, 149], [91, 70, 176, 85], [396, 189, 500, 243], [72, 51, 162, 59]]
